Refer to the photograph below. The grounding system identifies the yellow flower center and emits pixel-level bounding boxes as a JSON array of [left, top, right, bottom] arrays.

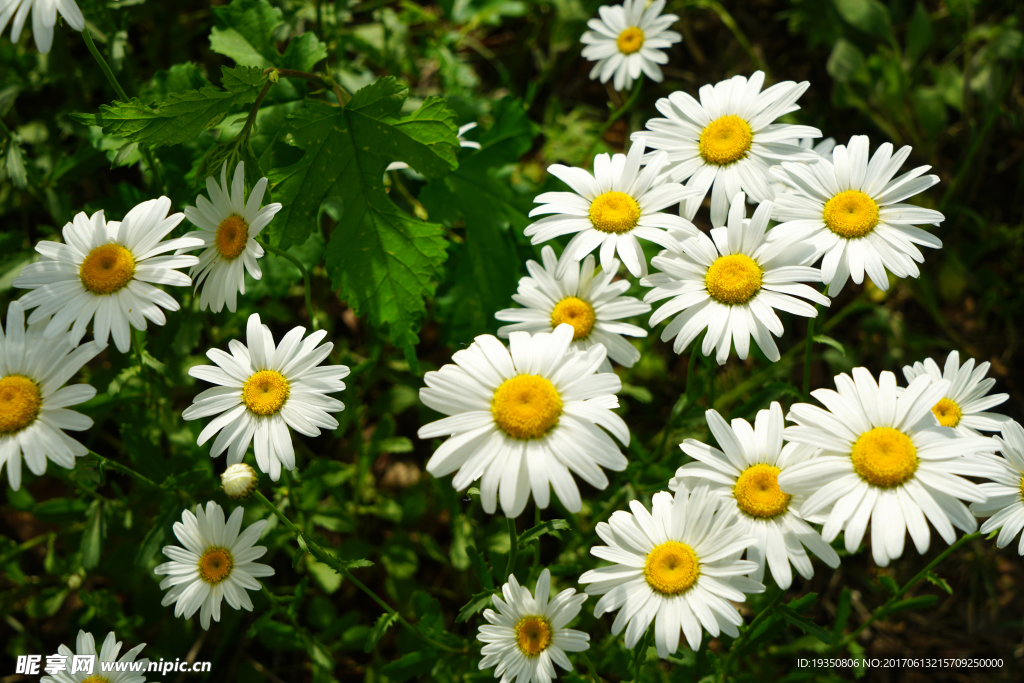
[[242, 370, 290, 416], [851, 427, 918, 488], [705, 253, 763, 305], [216, 215, 250, 260], [698, 115, 753, 166], [931, 397, 962, 428], [491, 375, 563, 440], [514, 616, 552, 657], [733, 464, 791, 518], [644, 541, 700, 595], [550, 297, 596, 340], [0, 375, 42, 434], [822, 190, 879, 239], [616, 27, 645, 54], [79, 243, 136, 295], [197, 546, 234, 585], [81, 677, 111, 683], [589, 191, 640, 234]]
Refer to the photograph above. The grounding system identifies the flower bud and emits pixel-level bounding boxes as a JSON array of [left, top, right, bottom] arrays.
[[221, 463, 258, 499]]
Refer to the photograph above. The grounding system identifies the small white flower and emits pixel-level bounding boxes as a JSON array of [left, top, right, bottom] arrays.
[[418, 324, 629, 518], [770, 135, 944, 296], [669, 403, 840, 589], [221, 462, 259, 499], [13, 198, 203, 353], [902, 350, 1010, 437], [0, 301, 104, 491], [642, 193, 829, 364], [579, 486, 764, 658], [778, 368, 998, 567], [477, 569, 590, 683], [495, 245, 650, 370], [580, 0, 681, 92], [525, 138, 700, 279], [183, 313, 349, 481], [155, 501, 274, 630], [40, 630, 148, 683], [632, 71, 820, 226], [971, 422, 1024, 554], [181, 161, 282, 313], [386, 122, 482, 171], [0, 0, 84, 54]]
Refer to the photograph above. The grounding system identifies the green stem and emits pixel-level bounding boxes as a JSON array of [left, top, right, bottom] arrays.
[[585, 76, 645, 161], [81, 28, 163, 191], [704, 353, 716, 407], [631, 628, 652, 682], [802, 315, 816, 399], [719, 592, 782, 682], [533, 506, 541, 571], [254, 492, 464, 654], [0, 533, 53, 566], [653, 340, 702, 461], [88, 450, 161, 490], [255, 237, 317, 330], [504, 517, 519, 581], [839, 532, 981, 650], [241, 80, 274, 140], [689, 0, 769, 78]]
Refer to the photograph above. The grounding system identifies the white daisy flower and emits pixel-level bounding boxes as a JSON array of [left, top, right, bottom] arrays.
[[495, 246, 650, 370], [765, 137, 836, 199], [971, 421, 1024, 554], [387, 122, 482, 171], [525, 138, 700, 279], [631, 70, 821, 226], [12, 198, 203, 353], [777, 367, 999, 567], [477, 569, 590, 683], [641, 193, 829, 364], [40, 630, 148, 683], [580, 0, 681, 92], [669, 403, 840, 589], [181, 161, 282, 313], [417, 324, 629, 518], [182, 313, 349, 481], [770, 135, 944, 296], [0, 301, 104, 491], [902, 350, 1010, 437], [578, 486, 764, 658], [154, 501, 274, 630], [0, 0, 84, 55]]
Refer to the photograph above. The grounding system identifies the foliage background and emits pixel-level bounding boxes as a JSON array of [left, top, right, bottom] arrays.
[[1, 0, 1022, 681]]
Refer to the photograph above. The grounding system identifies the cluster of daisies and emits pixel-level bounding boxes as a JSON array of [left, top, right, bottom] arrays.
[[408, 1, 1022, 680]]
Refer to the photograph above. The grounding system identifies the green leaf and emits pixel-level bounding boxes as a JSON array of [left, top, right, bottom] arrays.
[[832, 0, 893, 41], [518, 519, 571, 547], [813, 334, 846, 356], [364, 611, 399, 652], [3, 137, 28, 189], [832, 587, 852, 646], [787, 592, 818, 613], [134, 505, 179, 567], [885, 594, 937, 615], [905, 2, 934, 63], [80, 502, 104, 570], [778, 605, 831, 644], [923, 570, 953, 595], [70, 66, 266, 149], [210, 0, 328, 73], [879, 575, 899, 595], [827, 39, 867, 84], [456, 590, 496, 623], [467, 543, 494, 590], [270, 78, 459, 347], [380, 649, 437, 683]]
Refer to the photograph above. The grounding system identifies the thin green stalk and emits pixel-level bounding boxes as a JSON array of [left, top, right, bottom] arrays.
[[802, 315, 816, 399], [255, 237, 317, 329], [0, 533, 53, 566], [704, 353, 716, 407], [839, 532, 981, 650], [652, 340, 702, 461], [254, 492, 464, 654], [533, 506, 541, 571], [631, 628, 652, 682], [88, 450, 160, 489], [719, 591, 782, 682], [585, 76, 645, 161], [689, 0, 769, 78], [504, 517, 519, 581], [81, 28, 163, 191]]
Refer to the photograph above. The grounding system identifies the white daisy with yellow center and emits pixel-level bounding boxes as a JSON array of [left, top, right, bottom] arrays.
[[971, 422, 1024, 555], [12, 198, 203, 353], [0, 301, 104, 491], [579, 486, 764, 658], [642, 193, 829, 364], [902, 350, 1010, 438], [180, 161, 282, 313], [182, 313, 349, 481], [580, 0, 681, 92], [770, 135, 945, 296], [40, 630, 149, 683], [525, 138, 700, 279], [495, 246, 650, 370], [477, 569, 590, 683], [669, 403, 840, 589], [418, 324, 629, 518], [154, 501, 274, 631], [778, 368, 998, 567], [633, 71, 821, 226], [1, 0, 85, 54]]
